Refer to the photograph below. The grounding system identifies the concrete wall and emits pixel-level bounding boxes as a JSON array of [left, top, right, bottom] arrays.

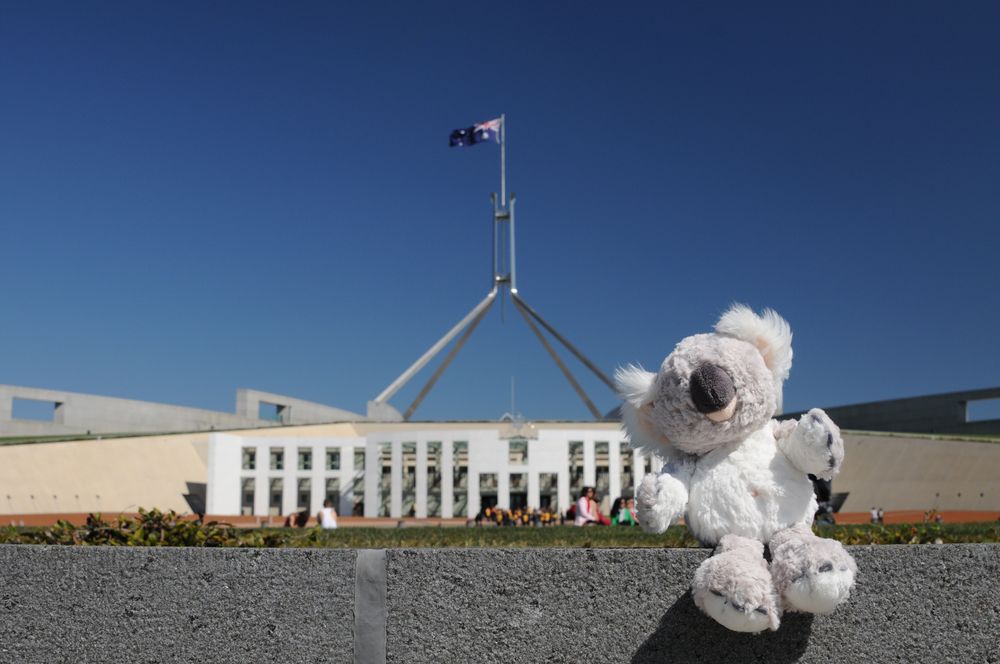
[[786, 386, 1000, 436], [1, 544, 997, 663], [0, 384, 365, 437]]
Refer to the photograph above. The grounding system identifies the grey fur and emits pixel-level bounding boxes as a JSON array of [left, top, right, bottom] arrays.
[[617, 305, 857, 633]]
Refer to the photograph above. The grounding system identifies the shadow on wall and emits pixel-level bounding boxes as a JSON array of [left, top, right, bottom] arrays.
[[631, 591, 813, 664]]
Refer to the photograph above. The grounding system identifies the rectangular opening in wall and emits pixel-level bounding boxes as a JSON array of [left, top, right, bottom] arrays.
[[350, 475, 364, 516], [378, 443, 392, 517], [479, 473, 498, 510], [620, 447, 634, 499], [568, 441, 584, 499], [453, 441, 468, 517], [595, 442, 610, 508], [508, 438, 528, 465], [240, 478, 255, 516], [402, 442, 416, 517], [297, 478, 311, 510], [298, 447, 312, 471], [967, 398, 1000, 422], [539, 472, 558, 511], [427, 441, 442, 517], [325, 478, 341, 512], [354, 449, 365, 472], [258, 402, 283, 421], [242, 447, 256, 471], [326, 448, 341, 471], [510, 473, 527, 510], [268, 478, 283, 516], [269, 448, 284, 471], [11, 398, 60, 422]]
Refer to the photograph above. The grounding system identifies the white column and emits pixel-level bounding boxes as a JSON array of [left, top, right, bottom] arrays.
[[364, 439, 379, 518], [311, 443, 324, 518], [498, 471, 510, 510], [528, 472, 539, 510], [416, 440, 428, 518], [584, 438, 596, 488], [254, 444, 268, 517], [441, 440, 454, 518], [469, 472, 481, 518], [390, 440, 402, 519], [634, 449, 645, 481], [605, 440, 617, 503], [558, 469, 570, 515]]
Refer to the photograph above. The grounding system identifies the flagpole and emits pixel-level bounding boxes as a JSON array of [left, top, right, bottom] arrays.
[[500, 113, 506, 207]]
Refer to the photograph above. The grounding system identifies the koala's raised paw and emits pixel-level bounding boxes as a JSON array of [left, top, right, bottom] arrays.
[[770, 524, 856, 615], [777, 408, 844, 480], [635, 472, 688, 534], [692, 535, 781, 633]]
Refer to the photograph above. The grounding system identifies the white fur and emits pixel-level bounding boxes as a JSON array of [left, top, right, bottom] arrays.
[[685, 424, 817, 546], [615, 364, 670, 456], [715, 303, 793, 382], [776, 408, 844, 480], [635, 464, 691, 533], [783, 569, 855, 614]]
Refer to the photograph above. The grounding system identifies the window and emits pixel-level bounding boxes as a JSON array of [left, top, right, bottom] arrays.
[[452, 441, 468, 517], [269, 448, 284, 471], [539, 473, 558, 511], [402, 443, 416, 517], [11, 398, 61, 422], [427, 441, 442, 517], [967, 398, 1000, 422], [298, 448, 312, 471], [509, 473, 527, 509], [269, 478, 283, 516], [326, 449, 341, 471], [297, 478, 311, 510], [479, 473, 498, 510], [378, 443, 392, 517], [240, 478, 255, 516], [242, 447, 256, 471], [508, 438, 528, 465], [620, 447, 634, 498], [595, 442, 610, 499], [258, 402, 286, 422], [354, 449, 366, 472], [568, 441, 584, 497], [325, 478, 341, 509]]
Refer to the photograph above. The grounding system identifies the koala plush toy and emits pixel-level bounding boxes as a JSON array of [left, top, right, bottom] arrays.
[[616, 304, 856, 633]]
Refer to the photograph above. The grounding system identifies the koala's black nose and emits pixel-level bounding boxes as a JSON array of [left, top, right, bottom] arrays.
[[690, 363, 735, 414]]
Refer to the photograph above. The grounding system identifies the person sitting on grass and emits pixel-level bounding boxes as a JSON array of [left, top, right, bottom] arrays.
[[574, 486, 601, 526], [317, 498, 337, 529]]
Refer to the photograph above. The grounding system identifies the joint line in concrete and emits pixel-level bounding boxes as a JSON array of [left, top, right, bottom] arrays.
[[354, 549, 387, 664]]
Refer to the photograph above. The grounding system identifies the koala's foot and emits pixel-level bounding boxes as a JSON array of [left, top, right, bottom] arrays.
[[770, 523, 856, 614], [635, 471, 687, 534], [692, 535, 781, 633], [776, 408, 844, 480]]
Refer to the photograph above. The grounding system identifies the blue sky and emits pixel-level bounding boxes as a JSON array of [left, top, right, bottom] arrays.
[[2, 2, 998, 421]]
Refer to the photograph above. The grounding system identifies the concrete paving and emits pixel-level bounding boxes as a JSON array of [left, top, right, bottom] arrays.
[[1, 544, 997, 663]]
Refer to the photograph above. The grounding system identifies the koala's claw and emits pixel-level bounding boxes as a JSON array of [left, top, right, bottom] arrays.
[[777, 408, 844, 479]]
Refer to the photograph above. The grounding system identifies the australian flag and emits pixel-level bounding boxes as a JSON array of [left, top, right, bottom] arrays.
[[449, 117, 501, 147]]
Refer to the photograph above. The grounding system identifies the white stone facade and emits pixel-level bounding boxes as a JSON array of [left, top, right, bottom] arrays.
[[206, 425, 660, 519]]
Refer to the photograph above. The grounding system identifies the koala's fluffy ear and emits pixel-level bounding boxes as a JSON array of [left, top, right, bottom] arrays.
[[615, 364, 664, 451], [715, 304, 793, 383]]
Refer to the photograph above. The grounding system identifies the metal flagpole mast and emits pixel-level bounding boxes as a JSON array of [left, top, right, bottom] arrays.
[[500, 113, 506, 207]]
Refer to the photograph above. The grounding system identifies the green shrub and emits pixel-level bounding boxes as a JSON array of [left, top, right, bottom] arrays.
[[0, 511, 997, 548]]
